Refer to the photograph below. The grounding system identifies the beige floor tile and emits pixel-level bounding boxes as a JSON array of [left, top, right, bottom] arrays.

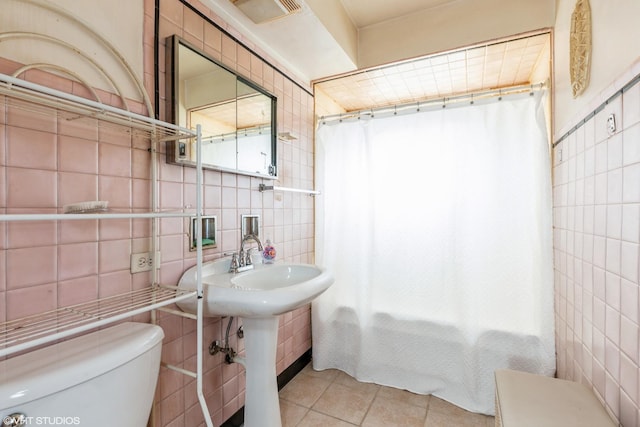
[[278, 368, 495, 427], [428, 396, 466, 413], [362, 395, 427, 427], [280, 399, 309, 427], [376, 385, 431, 409], [486, 416, 496, 427], [425, 397, 491, 427], [297, 410, 358, 427], [332, 371, 381, 397], [279, 372, 332, 408], [312, 382, 377, 425], [300, 364, 341, 382], [424, 410, 491, 427]]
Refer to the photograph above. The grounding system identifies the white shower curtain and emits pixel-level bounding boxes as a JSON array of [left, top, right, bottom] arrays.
[[312, 92, 555, 415]]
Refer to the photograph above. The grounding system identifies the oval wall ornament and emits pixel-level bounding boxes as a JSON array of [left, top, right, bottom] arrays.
[[570, 0, 592, 98]]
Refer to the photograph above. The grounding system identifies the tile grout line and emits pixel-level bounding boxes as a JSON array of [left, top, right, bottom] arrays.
[[357, 382, 382, 426]]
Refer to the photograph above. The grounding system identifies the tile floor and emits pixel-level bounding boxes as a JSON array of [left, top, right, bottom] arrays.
[[278, 364, 495, 427]]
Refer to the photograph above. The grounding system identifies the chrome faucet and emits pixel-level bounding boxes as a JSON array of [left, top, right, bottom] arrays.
[[229, 234, 263, 273], [240, 234, 263, 266]]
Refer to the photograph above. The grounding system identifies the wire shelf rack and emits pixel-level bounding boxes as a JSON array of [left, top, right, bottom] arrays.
[[0, 72, 195, 142], [0, 286, 196, 358], [0, 68, 213, 426]]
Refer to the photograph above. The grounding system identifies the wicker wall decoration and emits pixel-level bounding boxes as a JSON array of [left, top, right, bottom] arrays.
[[570, 0, 592, 98]]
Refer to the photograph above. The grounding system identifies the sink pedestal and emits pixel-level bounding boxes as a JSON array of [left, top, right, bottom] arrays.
[[176, 261, 334, 426], [242, 317, 282, 427]]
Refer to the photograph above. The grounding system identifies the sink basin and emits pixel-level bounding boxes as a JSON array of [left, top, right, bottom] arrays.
[[176, 259, 333, 318], [176, 257, 333, 427], [230, 264, 327, 290]]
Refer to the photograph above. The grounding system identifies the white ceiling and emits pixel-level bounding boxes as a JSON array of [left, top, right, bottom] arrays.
[[201, 0, 553, 84], [200, 0, 552, 112], [202, 0, 358, 82], [202, 0, 483, 82], [339, 0, 458, 28]]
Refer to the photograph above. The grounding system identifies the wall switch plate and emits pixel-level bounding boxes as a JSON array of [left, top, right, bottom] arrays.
[[607, 113, 616, 135], [130, 251, 161, 273]]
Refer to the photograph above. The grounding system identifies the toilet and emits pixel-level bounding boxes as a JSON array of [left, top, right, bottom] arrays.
[[0, 322, 164, 427]]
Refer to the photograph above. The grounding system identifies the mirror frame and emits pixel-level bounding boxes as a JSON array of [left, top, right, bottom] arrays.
[[165, 35, 278, 179]]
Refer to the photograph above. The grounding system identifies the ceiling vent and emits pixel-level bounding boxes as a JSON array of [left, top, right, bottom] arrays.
[[230, 0, 301, 24]]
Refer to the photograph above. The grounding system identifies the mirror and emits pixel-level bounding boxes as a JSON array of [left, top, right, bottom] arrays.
[[166, 35, 277, 178]]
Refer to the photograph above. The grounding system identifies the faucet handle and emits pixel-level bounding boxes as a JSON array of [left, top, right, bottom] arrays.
[[245, 248, 254, 266], [229, 253, 239, 272]]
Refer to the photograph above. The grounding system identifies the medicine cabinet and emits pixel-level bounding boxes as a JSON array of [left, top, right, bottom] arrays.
[[166, 35, 277, 178]]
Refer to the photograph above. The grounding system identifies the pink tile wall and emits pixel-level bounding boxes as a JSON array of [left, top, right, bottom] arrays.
[[0, 75, 152, 319], [0, 1, 314, 426], [553, 75, 640, 426], [0, 0, 314, 426], [150, 1, 315, 424]]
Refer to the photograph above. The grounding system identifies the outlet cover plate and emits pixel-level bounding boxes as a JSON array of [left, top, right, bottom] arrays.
[[607, 113, 616, 135], [130, 251, 161, 273]]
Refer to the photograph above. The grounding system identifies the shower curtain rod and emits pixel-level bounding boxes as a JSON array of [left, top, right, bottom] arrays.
[[319, 81, 547, 125]]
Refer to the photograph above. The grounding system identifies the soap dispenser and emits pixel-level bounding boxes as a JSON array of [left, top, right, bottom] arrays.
[[262, 238, 276, 264]]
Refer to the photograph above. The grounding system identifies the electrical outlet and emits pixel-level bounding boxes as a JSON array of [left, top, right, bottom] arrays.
[[130, 251, 161, 273], [607, 113, 617, 135]]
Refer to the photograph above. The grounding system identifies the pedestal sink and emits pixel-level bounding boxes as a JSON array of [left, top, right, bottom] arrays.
[[176, 259, 334, 427]]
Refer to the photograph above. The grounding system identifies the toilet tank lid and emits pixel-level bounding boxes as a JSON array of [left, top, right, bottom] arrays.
[[0, 322, 164, 409]]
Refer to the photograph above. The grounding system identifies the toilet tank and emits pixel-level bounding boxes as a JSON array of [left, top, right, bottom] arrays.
[[0, 322, 164, 427]]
